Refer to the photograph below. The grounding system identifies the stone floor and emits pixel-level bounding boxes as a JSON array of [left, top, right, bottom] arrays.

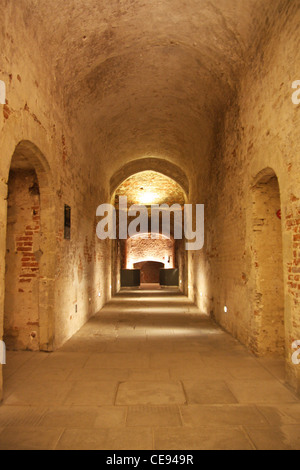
[[0, 287, 300, 450]]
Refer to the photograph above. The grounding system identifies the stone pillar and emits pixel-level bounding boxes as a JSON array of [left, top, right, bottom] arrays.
[[0, 180, 8, 401]]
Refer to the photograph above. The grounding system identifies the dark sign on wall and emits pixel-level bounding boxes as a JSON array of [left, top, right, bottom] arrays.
[[64, 205, 71, 240]]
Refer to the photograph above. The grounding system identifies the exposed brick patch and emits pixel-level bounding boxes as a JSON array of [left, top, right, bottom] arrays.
[[4, 170, 40, 351], [126, 234, 175, 270], [286, 199, 300, 303], [3, 104, 11, 120]]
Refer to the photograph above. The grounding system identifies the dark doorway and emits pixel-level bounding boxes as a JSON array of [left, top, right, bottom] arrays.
[[134, 261, 164, 284]]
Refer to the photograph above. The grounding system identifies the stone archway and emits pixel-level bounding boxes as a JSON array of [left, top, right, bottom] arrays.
[[133, 261, 165, 284], [110, 158, 190, 199], [250, 168, 285, 357], [110, 163, 189, 295], [1, 141, 56, 353]]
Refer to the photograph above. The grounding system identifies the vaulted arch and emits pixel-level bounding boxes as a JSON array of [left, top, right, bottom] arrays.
[[2, 140, 56, 353], [110, 158, 189, 199]]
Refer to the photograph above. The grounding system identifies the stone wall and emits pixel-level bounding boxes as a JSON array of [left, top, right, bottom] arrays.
[[190, 3, 300, 392], [133, 261, 165, 284], [126, 235, 175, 269], [4, 169, 41, 350], [0, 3, 112, 400]]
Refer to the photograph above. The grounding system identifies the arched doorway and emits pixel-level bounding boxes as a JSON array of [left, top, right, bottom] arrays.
[[5, 167, 41, 350], [3, 141, 55, 352], [111, 168, 188, 293], [134, 261, 165, 284], [126, 233, 175, 270], [250, 169, 285, 357]]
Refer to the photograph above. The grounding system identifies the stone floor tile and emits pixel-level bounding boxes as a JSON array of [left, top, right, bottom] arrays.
[[150, 352, 203, 369], [128, 368, 170, 381], [116, 381, 186, 405], [182, 380, 238, 405], [180, 404, 267, 426], [0, 406, 48, 426], [127, 405, 182, 427], [63, 381, 118, 406], [170, 365, 232, 381], [227, 379, 299, 404], [56, 427, 153, 450], [68, 368, 129, 382], [38, 406, 98, 428], [94, 406, 127, 428], [42, 352, 90, 369], [3, 380, 74, 406], [0, 426, 64, 450], [257, 405, 300, 425], [84, 353, 150, 369], [244, 425, 300, 450], [154, 426, 254, 450]]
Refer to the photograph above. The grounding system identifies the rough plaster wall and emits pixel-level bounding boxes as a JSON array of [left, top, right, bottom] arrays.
[[115, 171, 186, 207], [251, 177, 285, 356], [190, 3, 300, 391], [4, 170, 40, 350], [54, 201, 111, 348]]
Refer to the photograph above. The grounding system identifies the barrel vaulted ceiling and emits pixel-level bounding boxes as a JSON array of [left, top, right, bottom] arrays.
[[5, 0, 280, 179]]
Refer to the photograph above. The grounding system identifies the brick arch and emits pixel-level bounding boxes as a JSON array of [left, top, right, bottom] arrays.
[[129, 232, 174, 241], [9, 140, 52, 183], [134, 261, 165, 284], [110, 157, 189, 199], [110, 159, 189, 296], [248, 167, 285, 357], [252, 167, 278, 186], [126, 233, 175, 269], [1, 140, 56, 352]]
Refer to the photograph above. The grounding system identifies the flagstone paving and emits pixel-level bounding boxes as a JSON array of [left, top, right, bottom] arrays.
[[0, 287, 299, 450]]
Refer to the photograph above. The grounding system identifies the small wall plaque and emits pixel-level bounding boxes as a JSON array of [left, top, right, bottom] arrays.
[[64, 205, 71, 240]]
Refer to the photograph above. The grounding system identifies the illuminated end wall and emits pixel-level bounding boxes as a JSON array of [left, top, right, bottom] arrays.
[[126, 234, 175, 270]]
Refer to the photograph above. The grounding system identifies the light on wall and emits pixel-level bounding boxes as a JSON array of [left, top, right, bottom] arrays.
[[224, 306, 228, 313], [0, 80, 6, 105], [137, 191, 159, 205]]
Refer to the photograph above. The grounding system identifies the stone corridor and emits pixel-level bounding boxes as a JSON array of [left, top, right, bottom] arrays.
[[0, 287, 299, 450]]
